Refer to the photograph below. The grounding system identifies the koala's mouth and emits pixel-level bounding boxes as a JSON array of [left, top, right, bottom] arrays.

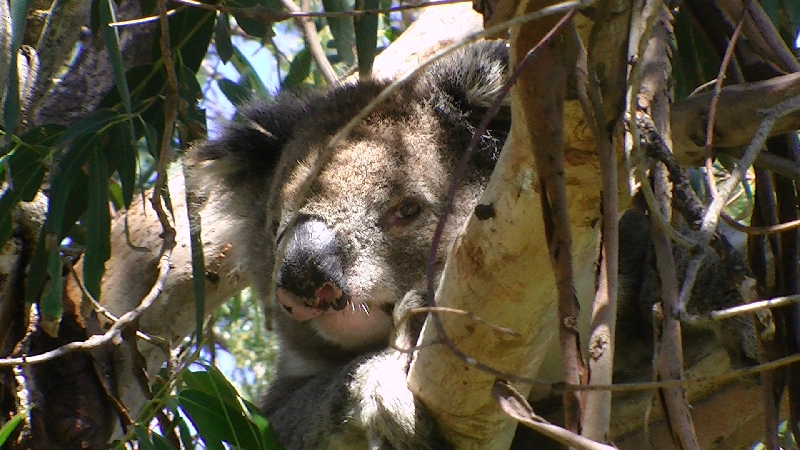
[[276, 282, 347, 321]]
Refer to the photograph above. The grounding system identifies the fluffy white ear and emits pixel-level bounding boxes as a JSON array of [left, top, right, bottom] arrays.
[[426, 40, 510, 109]]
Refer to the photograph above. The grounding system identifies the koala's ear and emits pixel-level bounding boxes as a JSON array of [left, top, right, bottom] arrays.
[[427, 40, 511, 128], [187, 96, 304, 193]]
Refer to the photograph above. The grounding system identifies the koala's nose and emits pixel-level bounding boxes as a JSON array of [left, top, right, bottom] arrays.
[[276, 218, 348, 314]]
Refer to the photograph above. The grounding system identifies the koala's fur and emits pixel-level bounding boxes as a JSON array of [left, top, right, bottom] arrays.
[[615, 207, 760, 378], [189, 41, 510, 449]]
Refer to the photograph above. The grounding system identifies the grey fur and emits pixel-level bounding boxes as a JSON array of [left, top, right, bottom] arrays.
[[188, 41, 510, 449]]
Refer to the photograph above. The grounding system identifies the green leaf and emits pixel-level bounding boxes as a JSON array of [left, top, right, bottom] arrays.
[[99, 0, 133, 117], [0, 409, 26, 446], [179, 64, 207, 137], [176, 414, 196, 450], [0, 195, 15, 247], [283, 48, 312, 87], [83, 149, 111, 300], [215, 12, 234, 63], [25, 232, 48, 304], [90, 0, 102, 35], [353, 0, 379, 77], [151, 432, 178, 450], [142, 121, 159, 159], [673, 10, 720, 99], [182, 366, 241, 405], [9, 144, 49, 201], [322, 0, 356, 67], [47, 135, 96, 237], [178, 389, 263, 450], [168, 3, 216, 74], [218, 78, 252, 107], [55, 109, 120, 148], [108, 180, 124, 209], [228, 0, 280, 38], [113, 123, 137, 207], [232, 47, 270, 97], [0, 143, 48, 246], [134, 426, 158, 450]]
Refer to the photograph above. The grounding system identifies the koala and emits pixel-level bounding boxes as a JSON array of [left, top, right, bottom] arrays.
[[615, 206, 761, 378], [188, 41, 510, 449]]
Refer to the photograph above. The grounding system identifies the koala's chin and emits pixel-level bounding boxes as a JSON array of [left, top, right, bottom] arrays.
[[279, 293, 395, 351]]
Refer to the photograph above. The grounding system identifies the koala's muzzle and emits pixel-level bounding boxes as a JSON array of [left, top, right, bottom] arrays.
[[275, 218, 349, 321]]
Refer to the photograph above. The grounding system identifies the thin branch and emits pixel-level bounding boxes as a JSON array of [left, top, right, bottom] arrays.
[[723, 212, 800, 235], [281, 0, 339, 85], [683, 293, 800, 322], [108, 6, 186, 27], [703, 16, 745, 198], [744, 1, 800, 73], [573, 22, 617, 443], [112, 0, 469, 27], [0, 245, 174, 367], [676, 93, 800, 315], [494, 381, 616, 450]]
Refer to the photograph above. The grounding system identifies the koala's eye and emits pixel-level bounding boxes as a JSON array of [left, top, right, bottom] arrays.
[[386, 200, 422, 226], [398, 201, 420, 218]]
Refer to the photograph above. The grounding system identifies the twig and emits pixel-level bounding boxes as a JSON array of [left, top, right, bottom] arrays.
[[703, 16, 744, 198], [493, 381, 616, 450], [281, 0, 339, 85], [64, 259, 168, 346], [744, 1, 800, 73], [108, 5, 185, 27], [676, 94, 800, 315], [722, 212, 800, 236], [110, 0, 468, 27], [684, 293, 800, 322], [0, 241, 173, 367], [573, 22, 618, 442]]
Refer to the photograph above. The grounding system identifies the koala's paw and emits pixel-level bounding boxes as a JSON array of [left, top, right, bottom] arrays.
[[353, 350, 450, 450], [392, 290, 429, 352]]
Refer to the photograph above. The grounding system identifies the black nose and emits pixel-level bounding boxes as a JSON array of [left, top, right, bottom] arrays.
[[276, 217, 348, 311]]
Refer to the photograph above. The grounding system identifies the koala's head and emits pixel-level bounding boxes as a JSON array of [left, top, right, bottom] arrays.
[[190, 41, 509, 361]]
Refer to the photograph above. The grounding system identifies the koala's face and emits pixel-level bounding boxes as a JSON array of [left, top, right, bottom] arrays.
[[190, 41, 509, 364], [272, 114, 463, 350]]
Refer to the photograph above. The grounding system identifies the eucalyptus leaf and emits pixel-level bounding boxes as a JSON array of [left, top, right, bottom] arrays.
[[353, 0, 379, 77], [283, 48, 312, 87], [218, 78, 253, 107], [216, 12, 235, 63], [83, 149, 111, 300]]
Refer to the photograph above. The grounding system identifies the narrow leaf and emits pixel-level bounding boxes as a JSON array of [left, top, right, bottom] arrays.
[[232, 46, 270, 97], [83, 149, 111, 300], [321, 0, 356, 66], [185, 183, 207, 343], [283, 48, 312, 87], [99, 0, 133, 116], [353, 0, 379, 77], [178, 389, 262, 450], [3, 0, 31, 132], [217, 78, 252, 107], [47, 135, 96, 237], [115, 123, 137, 206], [215, 12, 234, 63]]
